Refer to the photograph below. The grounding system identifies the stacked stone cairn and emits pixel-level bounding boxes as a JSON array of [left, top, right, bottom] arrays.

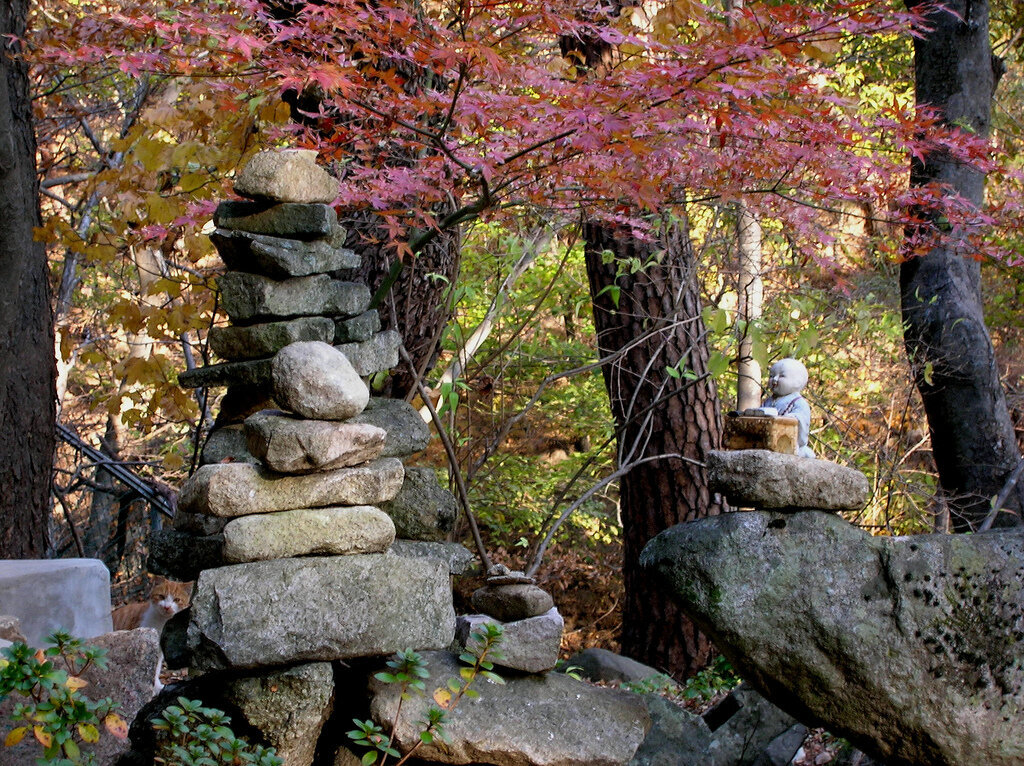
[[145, 149, 654, 766]]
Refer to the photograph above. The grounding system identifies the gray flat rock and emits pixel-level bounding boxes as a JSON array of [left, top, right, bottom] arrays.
[[178, 357, 272, 389], [456, 608, 563, 673], [0, 559, 112, 645], [222, 505, 396, 563], [334, 310, 381, 343], [210, 316, 336, 361], [188, 554, 455, 670], [178, 458, 405, 517], [388, 540, 477, 576], [214, 201, 337, 239], [200, 424, 258, 465], [348, 397, 430, 458], [218, 271, 370, 323], [245, 410, 386, 474], [211, 225, 360, 279], [472, 583, 554, 622], [706, 449, 869, 510], [335, 329, 401, 376], [379, 466, 458, 542]]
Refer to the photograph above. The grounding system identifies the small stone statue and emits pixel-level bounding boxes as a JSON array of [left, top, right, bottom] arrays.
[[762, 358, 814, 458]]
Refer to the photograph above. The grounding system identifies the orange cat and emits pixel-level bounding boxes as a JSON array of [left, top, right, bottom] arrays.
[[112, 577, 193, 632]]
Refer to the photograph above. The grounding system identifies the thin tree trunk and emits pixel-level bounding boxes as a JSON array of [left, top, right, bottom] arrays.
[[0, 0, 56, 558], [901, 0, 1021, 530], [585, 218, 725, 679], [735, 202, 763, 411]]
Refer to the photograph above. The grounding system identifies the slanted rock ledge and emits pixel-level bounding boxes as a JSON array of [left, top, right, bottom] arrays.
[[641, 510, 1024, 766]]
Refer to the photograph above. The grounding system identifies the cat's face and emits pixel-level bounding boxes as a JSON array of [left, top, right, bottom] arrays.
[[149, 578, 193, 619]]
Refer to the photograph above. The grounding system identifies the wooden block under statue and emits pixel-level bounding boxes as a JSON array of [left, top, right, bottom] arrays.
[[724, 414, 799, 455]]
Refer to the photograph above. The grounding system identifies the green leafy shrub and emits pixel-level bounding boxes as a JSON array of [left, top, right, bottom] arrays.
[[151, 697, 282, 766], [682, 656, 741, 702], [349, 623, 504, 766], [0, 630, 128, 765]]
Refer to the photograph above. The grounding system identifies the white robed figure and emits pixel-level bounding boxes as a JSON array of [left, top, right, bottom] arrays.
[[763, 358, 814, 458]]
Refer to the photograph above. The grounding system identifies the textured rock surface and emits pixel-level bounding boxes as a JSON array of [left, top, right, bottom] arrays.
[[569, 648, 672, 687], [456, 608, 563, 673], [211, 225, 359, 279], [348, 397, 430, 457], [224, 662, 335, 766], [218, 272, 370, 323], [233, 148, 338, 204], [0, 559, 112, 644], [334, 310, 381, 343], [222, 506, 396, 563], [703, 685, 801, 766], [472, 583, 554, 622], [245, 410, 386, 474], [200, 424, 258, 465], [177, 357, 272, 390], [706, 450, 869, 510], [214, 200, 337, 239], [272, 341, 369, 420], [210, 316, 336, 361], [148, 529, 225, 581], [188, 555, 455, 670], [370, 650, 650, 765], [0, 616, 26, 644], [178, 458, 404, 517], [388, 540, 477, 575], [335, 329, 401, 376], [642, 510, 1024, 766], [379, 466, 458, 542], [628, 694, 712, 766]]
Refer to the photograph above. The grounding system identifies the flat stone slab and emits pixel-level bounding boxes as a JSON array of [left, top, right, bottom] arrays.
[[178, 458, 405, 518], [233, 148, 338, 204], [245, 410, 386, 474], [388, 540, 477, 576], [456, 608, 563, 673], [348, 397, 430, 458], [272, 341, 369, 420], [222, 506, 396, 563], [211, 225, 360, 279], [218, 271, 370, 323], [707, 449, 869, 510], [641, 511, 1024, 766], [188, 554, 455, 671], [214, 201, 337, 239], [472, 583, 554, 622], [569, 648, 670, 687], [178, 357, 272, 389], [0, 559, 112, 645], [335, 329, 401, 376], [210, 316, 336, 361], [369, 650, 650, 765], [380, 466, 458, 542], [334, 310, 381, 343]]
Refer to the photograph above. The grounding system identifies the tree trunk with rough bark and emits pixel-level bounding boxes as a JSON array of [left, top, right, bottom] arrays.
[[584, 218, 725, 679], [901, 0, 1022, 531], [0, 0, 57, 558]]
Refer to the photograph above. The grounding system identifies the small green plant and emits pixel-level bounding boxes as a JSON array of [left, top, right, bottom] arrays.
[[348, 623, 504, 766], [621, 672, 682, 696], [0, 630, 128, 765], [151, 697, 282, 766], [682, 656, 741, 702]]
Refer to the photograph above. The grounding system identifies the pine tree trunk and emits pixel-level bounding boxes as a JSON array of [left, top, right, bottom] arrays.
[[584, 218, 725, 679], [901, 0, 1022, 530], [0, 0, 57, 557]]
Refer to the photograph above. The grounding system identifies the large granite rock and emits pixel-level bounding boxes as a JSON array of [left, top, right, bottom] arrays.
[[0, 559, 112, 645], [245, 410, 386, 474], [706, 450, 868, 511], [368, 650, 650, 765], [211, 226, 359, 279], [233, 148, 338, 204], [222, 506, 396, 563], [348, 397, 430, 458], [455, 608, 563, 673], [188, 554, 455, 671], [380, 466, 458, 542], [214, 201, 337, 239], [178, 458, 404, 517], [209, 316, 336, 361], [641, 510, 1024, 766], [272, 340, 369, 421], [218, 272, 370, 323], [224, 662, 335, 766]]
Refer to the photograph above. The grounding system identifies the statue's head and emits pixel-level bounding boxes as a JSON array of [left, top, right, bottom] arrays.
[[768, 358, 808, 397]]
